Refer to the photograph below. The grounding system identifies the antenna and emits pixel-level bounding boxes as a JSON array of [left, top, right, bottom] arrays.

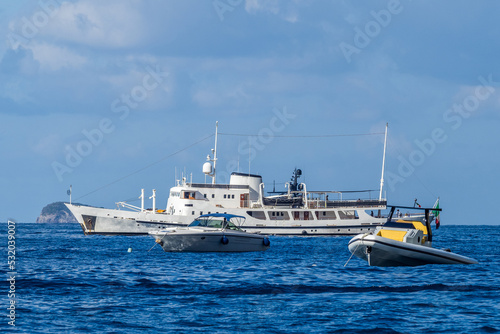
[[213, 121, 218, 184], [68, 185, 72, 204], [248, 140, 251, 175], [237, 139, 240, 172], [379, 123, 388, 201]]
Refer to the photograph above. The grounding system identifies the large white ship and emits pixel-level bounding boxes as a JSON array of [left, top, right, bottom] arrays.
[[67, 123, 409, 236]]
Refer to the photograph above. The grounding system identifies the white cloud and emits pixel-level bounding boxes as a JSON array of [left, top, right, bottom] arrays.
[[452, 82, 500, 116], [32, 133, 62, 158], [193, 84, 250, 109], [245, 0, 280, 15], [42, 0, 145, 49], [29, 43, 86, 71], [245, 0, 299, 23]]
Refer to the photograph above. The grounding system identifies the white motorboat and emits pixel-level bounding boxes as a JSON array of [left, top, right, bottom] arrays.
[[149, 213, 270, 252], [347, 206, 478, 267]]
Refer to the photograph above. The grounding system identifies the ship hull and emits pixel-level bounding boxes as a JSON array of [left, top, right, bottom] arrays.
[[66, 203, 387, 236], [150, 230, 269, 252], [65, 204, 184, 235]]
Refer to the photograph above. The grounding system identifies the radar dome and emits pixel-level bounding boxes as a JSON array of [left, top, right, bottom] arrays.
[[203, 162, 213, 175]]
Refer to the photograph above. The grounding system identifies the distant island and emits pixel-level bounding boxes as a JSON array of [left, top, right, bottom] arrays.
[[36, 202, 80, 224]]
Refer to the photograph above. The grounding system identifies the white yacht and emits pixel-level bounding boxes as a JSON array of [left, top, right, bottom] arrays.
[[66, 168, 389, 236], [67, 123, 403, 236]]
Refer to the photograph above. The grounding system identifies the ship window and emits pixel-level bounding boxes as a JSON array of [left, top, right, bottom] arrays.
[[338, 210, 358, 220], [232, 194, 235, 199], [247, 211, 267, 220], [212, 194, 215, 198], [270, 211, 290, 220], [315, 211, 337, 220], [204, 194, 207, 198], [224, 194, 227, 199], [200, 211, 203, 215], [182, 191, 197, 199], [192, 211, 195, 215]]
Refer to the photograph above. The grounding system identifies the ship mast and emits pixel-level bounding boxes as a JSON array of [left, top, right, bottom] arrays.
[[379, 123, 388, 201], [203, 121, 219, 184]]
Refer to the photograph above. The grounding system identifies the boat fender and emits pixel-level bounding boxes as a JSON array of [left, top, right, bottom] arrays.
[[263, 238, 270, 246], [221, 236, 229, 245]]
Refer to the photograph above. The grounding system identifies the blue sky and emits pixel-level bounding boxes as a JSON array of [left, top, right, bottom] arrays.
[[1, 0, 499, 225]]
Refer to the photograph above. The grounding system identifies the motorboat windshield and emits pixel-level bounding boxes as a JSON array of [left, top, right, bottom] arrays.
[[189, 218, 225, 228], [188, 214, 245, 231]]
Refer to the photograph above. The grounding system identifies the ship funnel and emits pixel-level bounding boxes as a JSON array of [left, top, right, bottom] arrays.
[[230, 172, 263, 201]]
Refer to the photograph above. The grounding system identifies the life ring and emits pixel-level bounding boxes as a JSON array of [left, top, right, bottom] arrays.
[[263, 238, 270, 246], [221, 236, 229, 245]]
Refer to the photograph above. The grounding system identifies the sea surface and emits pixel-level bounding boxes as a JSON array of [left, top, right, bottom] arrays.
[[2, 223, 499, 333]]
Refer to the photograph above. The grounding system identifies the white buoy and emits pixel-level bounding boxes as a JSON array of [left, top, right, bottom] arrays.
[[127, 247, 132, 253]]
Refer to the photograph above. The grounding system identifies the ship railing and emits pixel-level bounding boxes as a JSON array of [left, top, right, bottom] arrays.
[[187, 183, 249, 190], [304, 189, 382, 207], [254, 199, 386, 209], [308, 199, 387, 209], [255, 188, 386, 209], [292, 189, 386, 209]]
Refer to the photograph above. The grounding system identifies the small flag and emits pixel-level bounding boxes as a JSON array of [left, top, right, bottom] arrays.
[[414, 199, 421, 208], [433, 197, 440, 229]]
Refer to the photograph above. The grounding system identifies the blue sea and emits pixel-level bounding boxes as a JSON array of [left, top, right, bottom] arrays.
[[2, 223, 499, 333]]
